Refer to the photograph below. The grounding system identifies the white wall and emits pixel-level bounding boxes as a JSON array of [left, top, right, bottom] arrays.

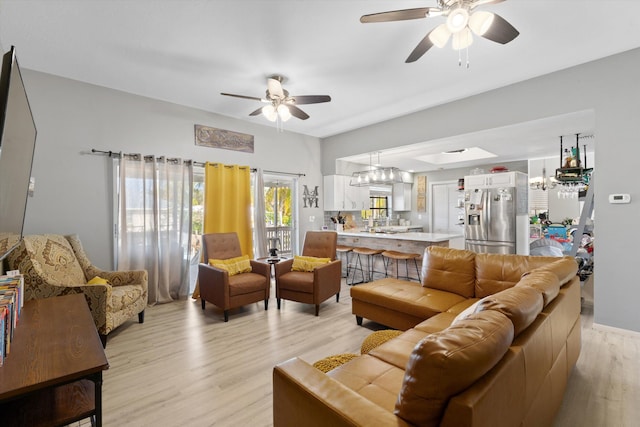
[[22, 70, 324, 269], [322, 48, 640, 333]]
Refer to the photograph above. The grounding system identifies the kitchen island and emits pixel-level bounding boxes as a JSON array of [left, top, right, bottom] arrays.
[[337, 230, 462, 282]]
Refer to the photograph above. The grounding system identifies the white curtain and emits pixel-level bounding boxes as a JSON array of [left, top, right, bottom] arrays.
[[116, 155, 193, 304], [253, 168, 268, 258]]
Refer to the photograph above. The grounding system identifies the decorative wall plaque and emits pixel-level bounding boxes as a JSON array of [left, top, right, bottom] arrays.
[[302, 185, 319, 208], [416, 175, 427, 212], [195, 124, 254, 153]]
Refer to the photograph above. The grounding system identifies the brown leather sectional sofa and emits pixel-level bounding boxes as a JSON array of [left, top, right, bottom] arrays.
[[273, 247, 580, 427]]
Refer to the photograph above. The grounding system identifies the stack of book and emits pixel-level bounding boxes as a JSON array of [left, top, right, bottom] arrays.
[[0, 274, 24, 367]]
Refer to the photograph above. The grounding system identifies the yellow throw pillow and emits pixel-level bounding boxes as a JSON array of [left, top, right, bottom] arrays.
[[209, 255, 252, 276], [292, 255, 331, 272], [88, 276, 109, 285]]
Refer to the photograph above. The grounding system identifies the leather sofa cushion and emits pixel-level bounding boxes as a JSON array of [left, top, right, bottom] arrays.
[[421, 247, 476, 298], [445, 298, 479, 315], [350, 278, 466, 320], [474, 253, 564, 298], [277, 271, 314, 293], [327, 354, 406, 413], [228, 272, 273, 296], [395, 310, 514, 427], [368, 328, 431, 369], [516, 270, 560, 307], [413, 312, 457, 334], [475, 253, 530, 297], [473, 286, 543, 337]]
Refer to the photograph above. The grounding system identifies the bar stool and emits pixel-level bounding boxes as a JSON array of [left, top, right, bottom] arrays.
[[348, 247, 384, 285], [381, 250, 421, 282], [336, 245, 354, 278]]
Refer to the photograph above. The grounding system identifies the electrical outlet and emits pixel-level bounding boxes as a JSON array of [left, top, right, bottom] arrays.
[[309, 215, 315, 222]]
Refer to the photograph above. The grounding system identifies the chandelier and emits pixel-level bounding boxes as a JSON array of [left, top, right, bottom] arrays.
[[349, 152, 411, 186], [529, 160, 557, 191]]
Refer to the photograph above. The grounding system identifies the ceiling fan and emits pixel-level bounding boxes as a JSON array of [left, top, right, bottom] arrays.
[[361, 0, 519, 63], [221, 75, 331, 122]]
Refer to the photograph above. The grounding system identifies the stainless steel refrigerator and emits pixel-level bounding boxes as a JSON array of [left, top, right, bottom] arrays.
[[463, 172, 529, 254]]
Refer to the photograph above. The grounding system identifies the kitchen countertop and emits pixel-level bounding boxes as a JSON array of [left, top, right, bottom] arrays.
[[337, 230, 462, 243]]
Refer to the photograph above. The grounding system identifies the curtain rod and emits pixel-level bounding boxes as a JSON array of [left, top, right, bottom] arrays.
[[90, 149, 305, 177]]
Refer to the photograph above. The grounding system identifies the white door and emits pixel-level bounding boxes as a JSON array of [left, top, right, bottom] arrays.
[[430, 181, 462, 234]]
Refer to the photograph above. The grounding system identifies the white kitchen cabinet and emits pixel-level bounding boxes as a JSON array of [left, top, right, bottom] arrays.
[[348, 184, 370, 210], [323, 175, 344, 211], [392, 183, 412, 211], [324, 175, 369, 211], [464, 171, 520, 188]]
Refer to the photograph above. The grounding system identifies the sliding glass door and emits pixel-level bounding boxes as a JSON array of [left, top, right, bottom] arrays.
[[264, 174, 298, 257]]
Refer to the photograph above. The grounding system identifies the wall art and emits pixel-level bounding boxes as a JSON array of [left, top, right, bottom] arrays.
[[302, 185, 319, 208], [194, 124, 254, 153]]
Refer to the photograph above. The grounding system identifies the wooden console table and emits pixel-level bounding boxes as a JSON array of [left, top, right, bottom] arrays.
[[0, 293, 109, 426]]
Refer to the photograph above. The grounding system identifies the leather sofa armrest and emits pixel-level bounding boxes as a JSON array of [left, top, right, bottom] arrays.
[[198, 263, 230, 305], [314, 259, 341, 277], [314, 259, 342, 299], [273, 357, 409, 427], [250, 259, 271, 280], [275, 258, 294, 280], [198, 263, 229, 280]]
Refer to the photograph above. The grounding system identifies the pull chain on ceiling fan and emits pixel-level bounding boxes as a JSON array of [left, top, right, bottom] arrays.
[[360, 0, 519, 65]]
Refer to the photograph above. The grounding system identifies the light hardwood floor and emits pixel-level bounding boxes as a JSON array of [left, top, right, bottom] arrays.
[[82, 276, 638, 426]]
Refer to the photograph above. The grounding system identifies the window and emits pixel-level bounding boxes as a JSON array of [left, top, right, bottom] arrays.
[[366, 196, 388, 220]]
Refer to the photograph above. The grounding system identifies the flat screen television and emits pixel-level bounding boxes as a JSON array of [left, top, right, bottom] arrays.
[[0, 46, 37, 261]]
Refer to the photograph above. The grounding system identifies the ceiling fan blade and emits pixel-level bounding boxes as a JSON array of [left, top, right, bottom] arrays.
[[406, 29, 437, 63], [221, 92, 263, 102], [287, 105, 310, 120], [267, 78, 285, 99], [249, 107, 263, 117], [360, 7, 435, 23], [288, 95, 331, 105], [480, 13, 519, 44]]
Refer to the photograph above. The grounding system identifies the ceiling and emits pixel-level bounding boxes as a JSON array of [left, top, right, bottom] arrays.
[[2, 1, 639, 171]]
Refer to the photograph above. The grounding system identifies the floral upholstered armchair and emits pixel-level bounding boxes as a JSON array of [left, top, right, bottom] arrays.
[[7, 234, 148, 346]]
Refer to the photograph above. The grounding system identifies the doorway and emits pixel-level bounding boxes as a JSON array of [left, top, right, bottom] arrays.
[[264, 174, 298, 257], [429, 180, 465, 249]]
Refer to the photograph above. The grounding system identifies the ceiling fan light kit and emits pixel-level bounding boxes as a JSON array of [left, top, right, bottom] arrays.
[[221, 74, 331, 128], [361, 0, 519, 64], [452, 27, 474, 50], [429, 24, 451, 48], [468, 10, 494, 35], [446, 7, 469, 33]]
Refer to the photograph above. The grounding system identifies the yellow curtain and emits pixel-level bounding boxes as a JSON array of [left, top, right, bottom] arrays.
[[203, 162, 253, 254], [193, 162, 253, 299]]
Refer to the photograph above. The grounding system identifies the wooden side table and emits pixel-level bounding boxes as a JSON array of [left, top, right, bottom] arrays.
[[0, 294, 109, 426]]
